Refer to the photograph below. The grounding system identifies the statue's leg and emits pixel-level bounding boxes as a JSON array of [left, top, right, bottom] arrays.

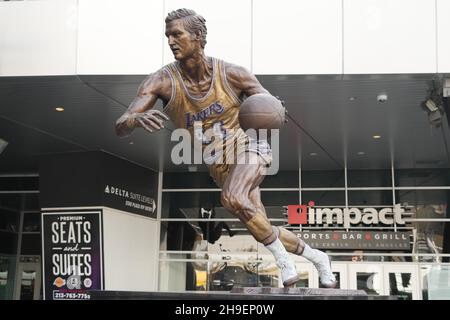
[[220, 152, 299, 287], [248, 178, 337, 288]]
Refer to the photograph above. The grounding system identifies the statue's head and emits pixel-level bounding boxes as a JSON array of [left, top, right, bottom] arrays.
[[165, 8, 207, 60]]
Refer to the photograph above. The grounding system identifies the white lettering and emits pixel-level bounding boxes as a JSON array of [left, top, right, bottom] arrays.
[[60, 222, 67, 244], [51, 254, 92, 276], [68, 222, 76, 243], [362, 208, 379, 224], [308, 208, 316, 224], [51, 222, 59, 243], [393, 204, 406, 224], [344, 208, 362, 229], [316, 208, 343, 225], [379, 208, 394, 224], [83, 222, 91, 243], [302, 204, 408, 227]]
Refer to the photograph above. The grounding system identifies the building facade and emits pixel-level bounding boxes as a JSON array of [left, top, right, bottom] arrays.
[[0, 0, 449, 300]]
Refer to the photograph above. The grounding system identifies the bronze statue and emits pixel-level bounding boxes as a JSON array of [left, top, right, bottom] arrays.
[[116, 8, 336, 288]]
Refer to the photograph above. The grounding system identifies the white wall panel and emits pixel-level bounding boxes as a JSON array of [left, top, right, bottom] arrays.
[[344, 0, 436, 74], [77, 0, 163, 75], [163, 0, 252, 70], [0, 0, 78, 76], [253, 0, 342, 75], [437, 0, 450, 73], [103, 208, 158, 291]]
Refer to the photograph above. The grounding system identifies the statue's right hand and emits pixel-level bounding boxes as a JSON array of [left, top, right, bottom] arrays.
[[132, 110, 169, 133]]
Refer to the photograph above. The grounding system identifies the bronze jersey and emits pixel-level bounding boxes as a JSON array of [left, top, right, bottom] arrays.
[[163, 57, 251, 186], [163, 58, 241, 134]]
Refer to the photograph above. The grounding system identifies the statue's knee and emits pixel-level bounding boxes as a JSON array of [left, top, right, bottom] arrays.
[[221, 191, 238, 211], [222, 188, 259, 223], [220, 192, 228, 209], [277, 226, 304, 254]]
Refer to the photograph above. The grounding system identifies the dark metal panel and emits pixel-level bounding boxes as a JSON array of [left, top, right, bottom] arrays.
[[0, 74, 449, 174]]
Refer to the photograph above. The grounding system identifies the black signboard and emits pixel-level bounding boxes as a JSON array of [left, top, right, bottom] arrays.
[[42, 210, 104, 300], [39, 151, 157, 218], [296, 231, 412, 250]]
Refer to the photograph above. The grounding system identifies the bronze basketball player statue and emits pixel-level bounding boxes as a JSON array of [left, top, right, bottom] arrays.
[[116, 8, 336, 288]]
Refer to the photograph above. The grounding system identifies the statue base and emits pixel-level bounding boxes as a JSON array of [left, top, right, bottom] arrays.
[[88, 287, 394, 300]]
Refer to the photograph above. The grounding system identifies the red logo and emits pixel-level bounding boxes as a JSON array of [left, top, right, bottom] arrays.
[[365, 233, 372, 240], [288, 201, 314, 224]]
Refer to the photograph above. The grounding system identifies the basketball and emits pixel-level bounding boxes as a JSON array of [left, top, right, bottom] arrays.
[[238, 93, 286, 131]]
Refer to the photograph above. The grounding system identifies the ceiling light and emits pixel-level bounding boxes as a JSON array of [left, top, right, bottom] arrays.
[[309, 152, 318, 156], [55, 107, 65, 112], [349, 96, 357, 101], [0, 139, 8, 155], [377, 93, 388, 103], [357, 151, 365, 155], [129, 141, 134, 145], [373, 135, 381, 139]]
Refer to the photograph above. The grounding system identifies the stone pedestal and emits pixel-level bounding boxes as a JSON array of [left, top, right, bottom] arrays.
[[89, 287, 394, 300]]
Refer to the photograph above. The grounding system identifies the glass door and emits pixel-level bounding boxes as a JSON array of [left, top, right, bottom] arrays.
[[348, 263, 384, 296], [14, 261, 41, 300], [291, 259, 315, 288], [318, 262, 347, 289], [383, 264, 420, 300]]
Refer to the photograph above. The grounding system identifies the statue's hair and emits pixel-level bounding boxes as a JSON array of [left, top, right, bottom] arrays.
[[165, 8, 207, 48]]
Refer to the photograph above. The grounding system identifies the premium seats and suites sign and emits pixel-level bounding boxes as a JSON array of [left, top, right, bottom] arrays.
[[42, 210, 104, 300]]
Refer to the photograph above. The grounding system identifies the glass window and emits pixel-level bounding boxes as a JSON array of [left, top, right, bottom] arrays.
[[260, 171, 298, 188], [158, 258, 279, 292], [347, 169, 392, 187], [162, 191, 221, 219], [24, 194, 39, 211], [388, 272, 413, 300], [161, 190, 296, 252], [411, 205, 449, 262], [294, 271, 310, 288], [0, 177, 38, 192], [0, 233, 17, 255], [0, 208, 19, 255], [302, 191, 346, 206], [160, 221, 199, 251], [0, 194, 21, 211], [348, 190, 393, 206], [301, 170, 345, 188], [426, 265, 450, 300], [209, 265, 257, 291], [356, 272, 382, 295], [0, 208, 19, 233], [19, 269, 37, 300], [21, 234, 41, 256], [395, 169, 450, 187], [260, 191, 299, 207], [23, 212, 41, 233], [163, 172, 217, 189], [159, 259, 206, 292], [397, 189, 447, 206], [397, 191, 449, 259], [0, 255, 16, 300]]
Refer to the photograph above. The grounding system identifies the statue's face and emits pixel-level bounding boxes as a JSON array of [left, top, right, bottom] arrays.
[[165, 19, 199, 61]]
